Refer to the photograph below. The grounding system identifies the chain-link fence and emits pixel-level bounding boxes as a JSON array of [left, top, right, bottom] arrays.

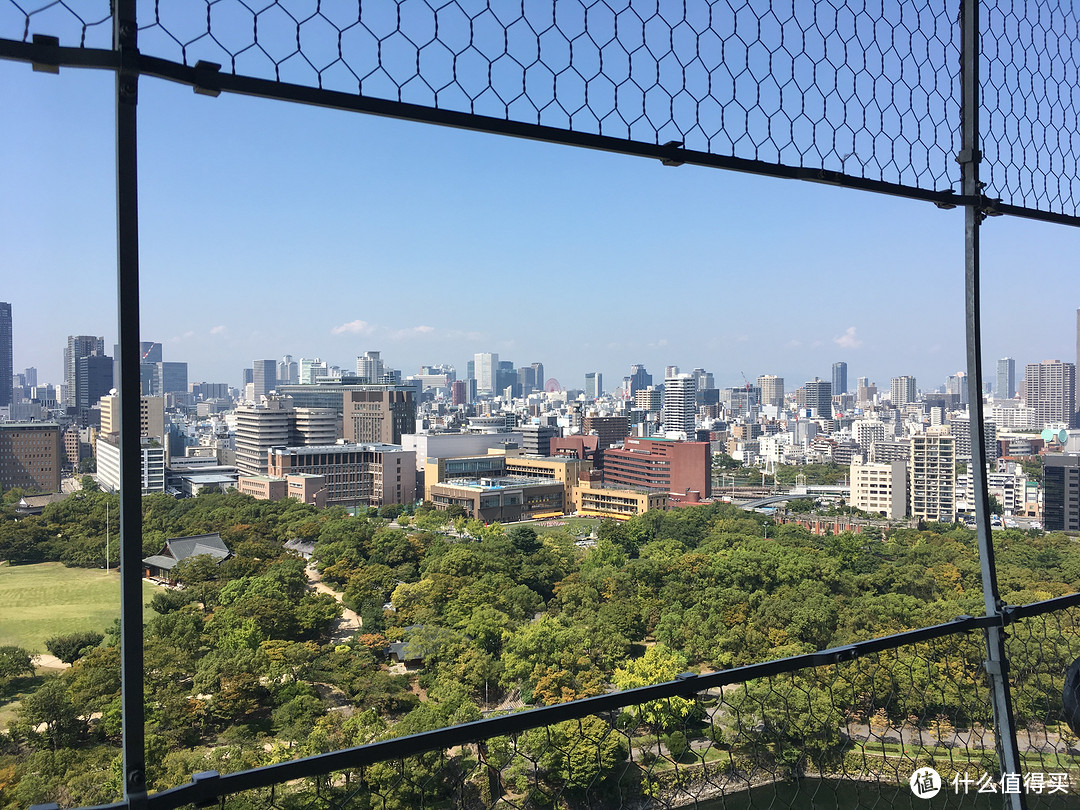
[[138, 606, 1080, 809], [2, 1, 1078, 219], [3, 2, 1080, 809]]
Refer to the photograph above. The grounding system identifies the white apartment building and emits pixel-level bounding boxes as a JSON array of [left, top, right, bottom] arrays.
[[910, 426, 956, 522], [850, 458, 908, 519]]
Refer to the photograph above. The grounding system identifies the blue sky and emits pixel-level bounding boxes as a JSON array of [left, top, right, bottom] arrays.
[[1, 56, 1077, 395]]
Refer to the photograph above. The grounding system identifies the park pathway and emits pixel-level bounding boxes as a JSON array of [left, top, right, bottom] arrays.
[[305, 565, 361, 643]]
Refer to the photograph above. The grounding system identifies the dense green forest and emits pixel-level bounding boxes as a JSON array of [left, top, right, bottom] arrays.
[[1, 489, 1078, 808]]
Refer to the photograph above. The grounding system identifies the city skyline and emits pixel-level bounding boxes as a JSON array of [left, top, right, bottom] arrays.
[[2, 61, 1078, 394]]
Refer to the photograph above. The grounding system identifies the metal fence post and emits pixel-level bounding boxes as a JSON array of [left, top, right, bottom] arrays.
[[114, 0, 146, 806], [960, 0, 1024, 804]]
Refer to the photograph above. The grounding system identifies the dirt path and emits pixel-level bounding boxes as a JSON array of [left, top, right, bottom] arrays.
[[305, 565, 362, 643], [31, 654, 69, 670]]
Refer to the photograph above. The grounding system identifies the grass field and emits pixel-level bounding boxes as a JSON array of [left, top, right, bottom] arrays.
[[0, 561, 157, 653]]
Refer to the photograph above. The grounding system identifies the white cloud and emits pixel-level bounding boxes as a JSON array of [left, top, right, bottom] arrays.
[[833, 326, 862, 349], [332, 319, 376, 336], [210, 325, 227, 335], [390, 325, 435, 340]]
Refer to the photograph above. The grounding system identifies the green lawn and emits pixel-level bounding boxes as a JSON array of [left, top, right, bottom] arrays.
[[0, 561, 157, 653]]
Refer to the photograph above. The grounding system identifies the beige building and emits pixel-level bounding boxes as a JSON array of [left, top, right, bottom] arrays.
[[910, 426, 956, 522], [571, 479, 667, 519], [429, 476, 565, 522], [99, 393, 165, 440], [268, 442, 415, 508], [425, 449, 590, 506], [237, 473, 327, 508], [849, 458, 908, 519]]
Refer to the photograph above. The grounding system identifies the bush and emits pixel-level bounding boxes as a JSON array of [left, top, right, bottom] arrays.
[[0, 645, 34, 682], [45, 631, 105, 663], [665, 730, 689, 759]]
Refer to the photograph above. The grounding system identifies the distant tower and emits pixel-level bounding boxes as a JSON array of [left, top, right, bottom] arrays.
[[475, 352, 498, 394], [757, 374, 785, 408], [890, 375, 917, 406], [662, 374, 697, 437], [627, 364, 652, 396], [65, 335, 105, 408], [0, 302, 11, 408], [252, 359, 277, 401], [356, 351, 385, 382], [584, 372, 602, 400], [996, 357, 1015, 398], [804, 378, 832, 417], [1024, 360, 1076, 429], [832, 361, 848, 395]]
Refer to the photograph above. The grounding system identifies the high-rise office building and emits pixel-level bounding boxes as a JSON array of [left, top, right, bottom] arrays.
[[355, 351, 385, 382], [996, 357, 1016, 399], [804, 378, 832, 417], [662, 374, 697, 437], [234, 396, 293, 475], [945, 371, 969, 406], [627, 364, 652, 397], [252, 359, 277, 401], [0, 302, 11, 408], [690, 368, 714, 392], [832, 361, 848, 395], [1044, 453, 1080, 532], [584, 372, 602, 400], [278, 354, 298, 386], [75, 353, 113, 419], [531, 362, 545, 390], [757, 375, 784, 408], [156, 361, 188, 396], [475, 352, 498, 394], [64, 335, 105, 408], [23, 367, 36, 388], [1024, 360, 1076, 429], [890, 375, 917, 406]]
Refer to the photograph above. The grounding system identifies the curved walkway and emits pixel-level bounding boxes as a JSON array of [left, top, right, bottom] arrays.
[[305, 565, 362, 643]]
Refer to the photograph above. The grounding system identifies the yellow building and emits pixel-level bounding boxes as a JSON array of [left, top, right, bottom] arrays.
[[571, 479, 667, 520]]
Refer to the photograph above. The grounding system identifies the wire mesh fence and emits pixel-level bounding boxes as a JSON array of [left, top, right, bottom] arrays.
[[136, 610, 1080, 810], [2, 1, 1078, 218]]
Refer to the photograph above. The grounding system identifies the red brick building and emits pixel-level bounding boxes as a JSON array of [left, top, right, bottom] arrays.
[[601, 437, 711, 501]]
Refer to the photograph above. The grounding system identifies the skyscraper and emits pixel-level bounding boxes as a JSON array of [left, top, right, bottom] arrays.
[[355, 351, 385, 382], [890, 375, 917, 406], [0, 302, 11, 408], [584, 372, 602, 400], [757, 374, 785, 408], [627, 364, 652, 396], [832, 361, 848, 395], [804, 378, 832, 417], [1024, 360, 1076, 429], [475, 352, 498, 394], [64, 335, 105, 408], [662, 373, 697, 437], [531, 362, 545, 391], [252, 359, 277, 401], [996, 357, 1016, 399]]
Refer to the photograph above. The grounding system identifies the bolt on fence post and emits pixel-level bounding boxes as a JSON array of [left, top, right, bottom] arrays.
[[960, 0, 1024, 805], [114, 0, 147, 807]]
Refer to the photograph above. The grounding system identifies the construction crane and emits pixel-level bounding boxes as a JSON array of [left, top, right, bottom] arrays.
[[740, 371, 751, 416]]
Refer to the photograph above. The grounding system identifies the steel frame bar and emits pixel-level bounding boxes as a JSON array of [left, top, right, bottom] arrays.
[[4, 3, 1077, 807], [112, 2, 147, 807], [959, 1, 1024, 807]]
